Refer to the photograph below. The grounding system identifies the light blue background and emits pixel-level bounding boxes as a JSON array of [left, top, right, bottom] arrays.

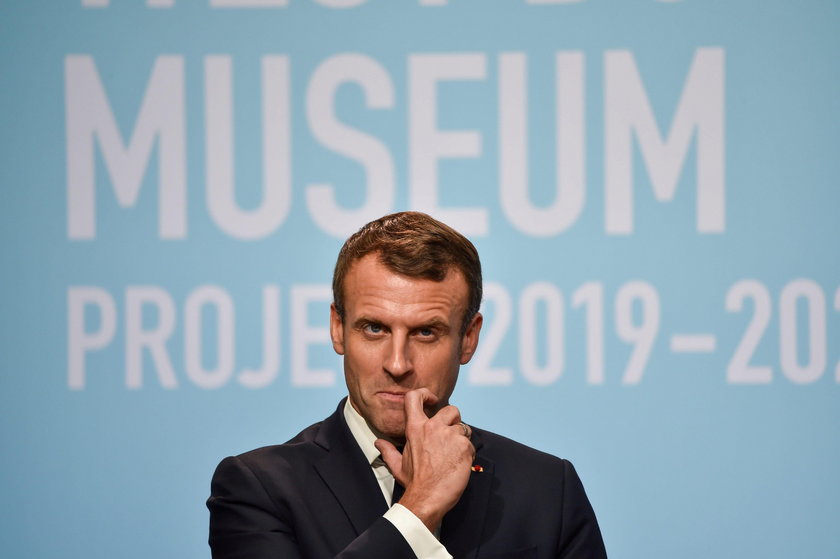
[[1, 1, 838, 558]]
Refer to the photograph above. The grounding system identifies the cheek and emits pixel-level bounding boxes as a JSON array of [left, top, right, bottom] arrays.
[[416, 345, 461, 389], [343, 342, 380, 383]]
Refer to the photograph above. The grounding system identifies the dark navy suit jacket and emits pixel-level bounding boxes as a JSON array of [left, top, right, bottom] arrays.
[[208, 400, 607, 558]]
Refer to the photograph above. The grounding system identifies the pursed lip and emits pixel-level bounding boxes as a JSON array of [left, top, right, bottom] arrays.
[[375, 390, 408, 403]]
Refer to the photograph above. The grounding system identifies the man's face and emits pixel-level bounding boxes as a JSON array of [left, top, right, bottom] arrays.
[[330, 253, 482, 442]]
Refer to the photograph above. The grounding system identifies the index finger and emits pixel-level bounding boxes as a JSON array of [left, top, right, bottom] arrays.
[[404, 388, 439, 425]]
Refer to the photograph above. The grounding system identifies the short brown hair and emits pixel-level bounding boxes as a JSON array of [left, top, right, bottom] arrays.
[[332, 211, 482, 335]]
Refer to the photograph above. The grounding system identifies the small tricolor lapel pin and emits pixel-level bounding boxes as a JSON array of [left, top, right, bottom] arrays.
[[471, 464, 484, 473]]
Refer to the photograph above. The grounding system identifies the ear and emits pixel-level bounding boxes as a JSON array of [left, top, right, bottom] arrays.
[[329, 303, 346, 355], [459, 312, 483, 365]]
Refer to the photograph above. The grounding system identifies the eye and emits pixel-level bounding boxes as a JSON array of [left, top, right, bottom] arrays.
[[363, 322, 383, 335], [415, 327, 436, 339]]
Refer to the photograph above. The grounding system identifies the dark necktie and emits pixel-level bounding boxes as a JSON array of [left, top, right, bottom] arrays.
[[371, 454, 405, 505], [392, 479, 405, 504]]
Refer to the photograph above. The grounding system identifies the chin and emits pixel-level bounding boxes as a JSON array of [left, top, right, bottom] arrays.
[[372, 418, 406, 442], [382, 431, 407, 444]]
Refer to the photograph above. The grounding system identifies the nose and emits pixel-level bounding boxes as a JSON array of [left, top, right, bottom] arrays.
[[384, 336, 412, 378]]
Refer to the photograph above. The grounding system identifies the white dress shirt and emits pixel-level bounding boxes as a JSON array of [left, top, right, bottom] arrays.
[[343, 399, 453, 559]]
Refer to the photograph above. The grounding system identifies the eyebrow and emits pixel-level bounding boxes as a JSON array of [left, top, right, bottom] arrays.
[[351, 316, 451, 333], [351, 316, 379, 330], [415, 319, 449, 333]]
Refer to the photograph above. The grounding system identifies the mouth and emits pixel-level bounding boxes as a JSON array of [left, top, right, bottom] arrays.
[[376, 391, 407, 404]]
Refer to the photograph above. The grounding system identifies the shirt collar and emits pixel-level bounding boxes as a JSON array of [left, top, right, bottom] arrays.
[[343, 398, 382, 467]]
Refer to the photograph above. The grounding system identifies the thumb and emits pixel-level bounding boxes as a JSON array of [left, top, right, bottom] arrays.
[[374, 439, 404, 481]]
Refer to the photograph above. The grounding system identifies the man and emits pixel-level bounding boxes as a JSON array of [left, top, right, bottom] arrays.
[[208, 211, 607, 558]]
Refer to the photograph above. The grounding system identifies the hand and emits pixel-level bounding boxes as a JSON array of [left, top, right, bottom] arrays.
[[374, 388, 475, 532]]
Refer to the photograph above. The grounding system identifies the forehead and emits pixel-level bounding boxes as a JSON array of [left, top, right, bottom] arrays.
[[342, 254, 468, 321]]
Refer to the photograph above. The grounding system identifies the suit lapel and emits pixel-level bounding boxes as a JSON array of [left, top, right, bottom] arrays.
[[313, 401, 390, 536], [440, 430, 495, 559]]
